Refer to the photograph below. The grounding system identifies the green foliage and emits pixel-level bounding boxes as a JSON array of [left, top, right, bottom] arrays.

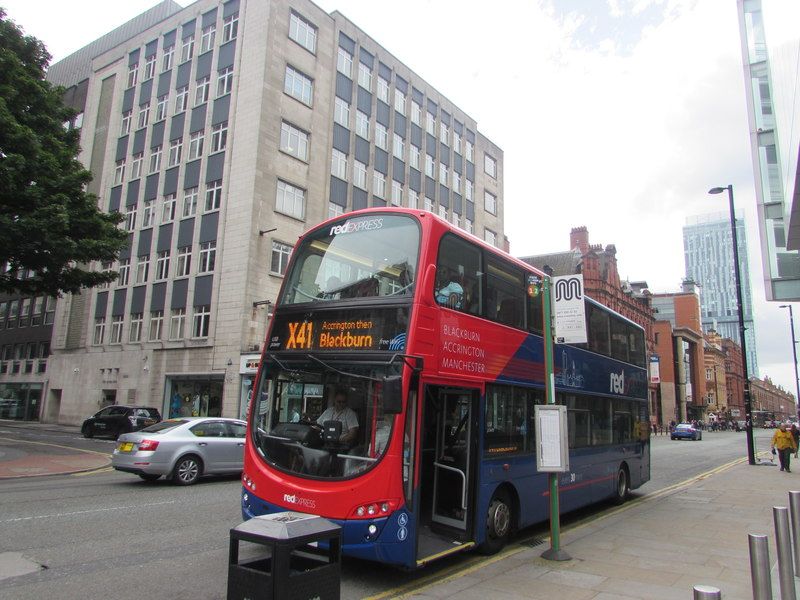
[[0, 8, 126, 296]]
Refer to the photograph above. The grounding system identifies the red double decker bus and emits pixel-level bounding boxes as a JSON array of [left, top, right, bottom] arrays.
[[242, 208, 650, 568]]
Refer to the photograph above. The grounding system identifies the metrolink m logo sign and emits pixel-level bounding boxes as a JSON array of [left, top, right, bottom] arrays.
[[552, 275, 587, 344]]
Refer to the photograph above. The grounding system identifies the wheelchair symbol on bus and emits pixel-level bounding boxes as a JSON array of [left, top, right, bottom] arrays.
[[397, 513, 408, 527]]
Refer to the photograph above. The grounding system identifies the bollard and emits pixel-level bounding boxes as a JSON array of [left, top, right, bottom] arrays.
[[693, 584, 721, 599], [774, 506, 797, 600], [790, 491, 800, 575], [749, 534, 773, 600]]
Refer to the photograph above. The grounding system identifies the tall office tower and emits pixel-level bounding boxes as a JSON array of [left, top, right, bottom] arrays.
[[30, 0, 505, 424], [737, 0, 800, 301], [683, 213, 758, 377]]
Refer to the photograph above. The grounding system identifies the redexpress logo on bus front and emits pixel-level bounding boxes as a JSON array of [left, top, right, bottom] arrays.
[[329, 218, 384, 236]]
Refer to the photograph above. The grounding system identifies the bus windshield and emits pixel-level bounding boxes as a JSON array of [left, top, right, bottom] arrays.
[[281, 214, 419, 305], [251, 359, 400, 479]]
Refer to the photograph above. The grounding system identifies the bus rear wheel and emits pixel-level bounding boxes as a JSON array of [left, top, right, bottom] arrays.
[[612, 465, 629, 505], [479, 490, 512, 555]]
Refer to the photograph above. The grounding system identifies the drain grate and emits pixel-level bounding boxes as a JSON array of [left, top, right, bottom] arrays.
[[521, 537, 544, 547]]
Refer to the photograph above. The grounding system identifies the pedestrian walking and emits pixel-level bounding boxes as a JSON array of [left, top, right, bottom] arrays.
[[771, 423, 798, 472], [791, 423, 800, 459]]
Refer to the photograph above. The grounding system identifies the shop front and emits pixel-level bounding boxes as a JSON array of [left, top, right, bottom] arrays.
[[164, 375, 224, 419], [0, 382, 43, 421]]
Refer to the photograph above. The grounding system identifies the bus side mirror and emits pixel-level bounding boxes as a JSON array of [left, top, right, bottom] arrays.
[[382, 376, 403, 414]]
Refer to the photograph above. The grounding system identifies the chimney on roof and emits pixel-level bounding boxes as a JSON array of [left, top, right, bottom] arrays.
[[570, 226, 589, 255]]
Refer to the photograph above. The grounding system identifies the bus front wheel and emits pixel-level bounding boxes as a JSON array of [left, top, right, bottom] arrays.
[[479, 489, 512, 554], [612, 465, 629, 505]]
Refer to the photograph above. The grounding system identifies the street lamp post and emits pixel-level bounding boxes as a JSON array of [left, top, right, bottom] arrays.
[[779, 304, 800, 422], [709, 185, 756, 465]]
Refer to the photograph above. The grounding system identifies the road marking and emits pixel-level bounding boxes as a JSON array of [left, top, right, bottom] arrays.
[[365, 454, 750, 600], [0, 500, 175, 524], [72, 466, 115, 477], [0, 436, 111, 457]]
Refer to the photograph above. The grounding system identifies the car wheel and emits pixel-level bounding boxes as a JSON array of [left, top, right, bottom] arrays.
[[173, 455, 202, 486], [478, 489, 513, 555], [671, 436, 676, 440], [612, 465, 630, 505], [138, 473, 161, 482], [82, 424, 94, 439]]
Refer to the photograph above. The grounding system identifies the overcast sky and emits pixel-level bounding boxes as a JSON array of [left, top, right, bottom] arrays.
[[4, 0, 800, 397]]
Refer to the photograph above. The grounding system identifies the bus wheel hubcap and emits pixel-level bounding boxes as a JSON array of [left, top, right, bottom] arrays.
[[491, 501, 510, 538], [618, 471, 627, 496]]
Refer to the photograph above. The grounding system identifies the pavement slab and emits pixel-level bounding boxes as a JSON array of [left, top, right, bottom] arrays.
[[0, 438, 109, 478]]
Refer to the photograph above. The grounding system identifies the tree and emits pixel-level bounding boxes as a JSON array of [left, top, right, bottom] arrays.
[[0, 9, 126, 296]]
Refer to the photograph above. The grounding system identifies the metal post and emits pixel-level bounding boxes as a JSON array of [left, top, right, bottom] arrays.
[[749, 534, 773, 600], [790, 491, 800, 575], [774, 506, 797, 600], [693, 585, 721, 599]]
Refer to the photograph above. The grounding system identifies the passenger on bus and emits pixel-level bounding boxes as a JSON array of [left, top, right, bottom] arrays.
[[436, 268, 464, 309]]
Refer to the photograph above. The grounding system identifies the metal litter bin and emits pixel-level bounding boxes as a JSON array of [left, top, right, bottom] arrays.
[[227, 512, 341, 600]]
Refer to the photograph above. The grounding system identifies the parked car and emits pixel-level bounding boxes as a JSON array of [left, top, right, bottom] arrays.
[[671, 423, 702, 441], [111, 417, 247, 484], [81, 405, 161, 439]]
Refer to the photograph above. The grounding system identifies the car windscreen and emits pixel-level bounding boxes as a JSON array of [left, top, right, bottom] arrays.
[[141, 420, 188, 433]]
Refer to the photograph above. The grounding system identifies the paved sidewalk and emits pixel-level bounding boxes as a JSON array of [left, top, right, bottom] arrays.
[[408, 457, 800, 600]]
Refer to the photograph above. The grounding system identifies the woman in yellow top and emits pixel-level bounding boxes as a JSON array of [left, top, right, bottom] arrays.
[[772, 423, 798, 472]]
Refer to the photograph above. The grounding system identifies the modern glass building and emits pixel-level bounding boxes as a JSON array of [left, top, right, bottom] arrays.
[[683, 213, 758, 377]]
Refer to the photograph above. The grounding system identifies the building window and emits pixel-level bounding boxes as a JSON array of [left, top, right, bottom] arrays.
[[193, 305, 211, 338], [438, 164, 448, 186], [195, 76, 210, 106], [188, 130, 205, 160], [394, 90, 406, 115], [408, 189, 418, 209], [280, 121, 309, 161], [142, 199, 155, 228], [377, 77, 389, 103], [425, 154, 434, 178], [31, 296, 44, 325], [424, 195, 433, 212], [451, 212, 460, 227], [375, 123, 388, 151], [276, 180, 305, 220], [328, 202, 344, 219], [334, 97, 350, 128], [170, 308, 186, 340], [131, 153, 143, 180], [175, 85, 189, 113], [181, 34, 195, 63], [271, 241, 292, 275], [200, 23, 216, 53], [409, 145, 420, 170], [223, 12, 239, 43], [484, 154, 497, 178], [205, 179, 222, 211], [155, 250, 170, 280], [198, 241, 216, 273], [127, 63, 138, 88], [289, 11, 317, 54], [110, 316, 124, 344], [217, 66, 234, 97], [484, 228, 497, 247], [162, 45, 174, 71], [162, 193, 176, 223], [135, 255, 150, 284], [114, 159, 126, 186], [137, 102, 150, 129], [465, 180, 473, 201], [358, 62, 372, 91], [182, 187, 198, 218], [93, 318, 106, 345], [44, 297, 55, 325], [439, 122, 449, 145], [337, 47, 352, 77], [211, 121, 228, 153], [484, 190, 497, 215], [129, 313, 143, 342], [124, 204, 136, 232], [176, 246, 191, 277], [393, 134, 404, 160], [353, 161, 367, 189], [426, 111, 435, 135], [391, 180, 402, 206], [452, 171, 461, 193], [118, 259, 130, 286], [168, 137, 183, 167], [120, 110, 132, 136], [466, 140, 474, 162], [373, 171, 386, 199], [149, 311, 164, 341], [411, 101, 421, 126], [453, 131, 462, 154], [356, 110, 369, 139], [149, 145, 162, 174], [284, 65, 313, 106], [331, 149, 347, 180], [465, 218, 473, 234]]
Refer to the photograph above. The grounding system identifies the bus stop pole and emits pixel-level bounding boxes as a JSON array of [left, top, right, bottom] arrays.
[[541, 275, 571, 561]]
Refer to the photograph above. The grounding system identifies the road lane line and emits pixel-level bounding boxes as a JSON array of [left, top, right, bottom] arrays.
[[364, 454, 751, 600], [0, 436, 111, 457], [0, 500, 176, 524]]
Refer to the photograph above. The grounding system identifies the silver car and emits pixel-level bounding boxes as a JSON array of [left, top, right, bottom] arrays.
[[111, 417, 247, 485]]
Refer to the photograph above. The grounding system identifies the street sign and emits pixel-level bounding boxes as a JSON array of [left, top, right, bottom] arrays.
[[649, 355, 660, 384], [535, 405, 569, 472], [552, 275, 587, 344]]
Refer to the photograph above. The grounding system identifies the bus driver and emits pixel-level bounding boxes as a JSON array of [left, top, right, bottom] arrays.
[[317, 388, 359, 445]]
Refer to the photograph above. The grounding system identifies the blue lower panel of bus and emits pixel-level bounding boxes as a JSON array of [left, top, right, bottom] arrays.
[[241, 487, 416, 567]]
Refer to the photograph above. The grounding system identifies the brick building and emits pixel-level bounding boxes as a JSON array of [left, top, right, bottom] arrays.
[[750, 376, 796, 423], [703, 330, 728, 421], [721, 338, 745, 421]]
